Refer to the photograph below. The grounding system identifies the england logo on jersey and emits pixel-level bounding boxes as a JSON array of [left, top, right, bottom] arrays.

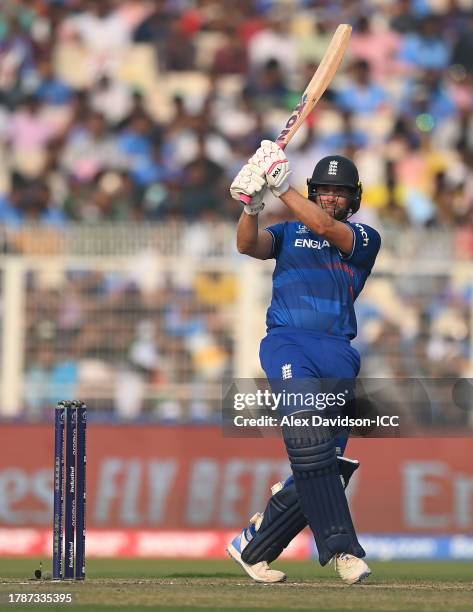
[[296, 224, 309, 234], [282, 364, 292, 379], [328, 160, 338, 175], [294, 238, 330, 249]]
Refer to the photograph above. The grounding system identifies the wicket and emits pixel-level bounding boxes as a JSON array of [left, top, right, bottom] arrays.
[[53, 401, 87, 580]]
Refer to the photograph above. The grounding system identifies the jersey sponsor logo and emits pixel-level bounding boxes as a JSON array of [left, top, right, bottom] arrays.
[[355, 223, 369, 246], [295, 224, 309, 234], [294, 238, 330, 249], [328, 160, 338, 175]]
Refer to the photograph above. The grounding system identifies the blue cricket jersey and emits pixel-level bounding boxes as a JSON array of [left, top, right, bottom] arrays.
[[265, 221, 381, 339]]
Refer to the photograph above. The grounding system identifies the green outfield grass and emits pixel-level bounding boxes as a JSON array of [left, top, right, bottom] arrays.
[[0, 558, 472, 611]]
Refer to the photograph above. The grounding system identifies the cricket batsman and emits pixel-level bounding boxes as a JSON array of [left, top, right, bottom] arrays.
[[227, 140, 381, 585]]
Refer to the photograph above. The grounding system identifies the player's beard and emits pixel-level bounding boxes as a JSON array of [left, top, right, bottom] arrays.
[[314, 195, 349, 221]]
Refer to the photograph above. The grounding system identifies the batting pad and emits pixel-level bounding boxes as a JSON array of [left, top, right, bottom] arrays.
[[283, 414, 365, 566], [241, 457, 359, 565], [241, 479, 306, 565]]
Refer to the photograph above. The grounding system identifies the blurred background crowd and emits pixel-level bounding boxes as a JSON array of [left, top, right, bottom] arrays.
[[0, 0, 473, 424], [0, 0, 472, 230]]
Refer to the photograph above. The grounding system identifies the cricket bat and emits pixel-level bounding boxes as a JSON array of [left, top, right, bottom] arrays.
[[240, 24, 352, 204]]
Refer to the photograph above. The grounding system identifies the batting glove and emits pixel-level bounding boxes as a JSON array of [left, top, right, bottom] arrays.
[[249, 140, 291, 197], [230, 163, 268, 215]]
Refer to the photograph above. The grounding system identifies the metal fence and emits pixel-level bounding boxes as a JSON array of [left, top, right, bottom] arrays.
[[0, 222, 464, 259], [0, 224, 471, 422]]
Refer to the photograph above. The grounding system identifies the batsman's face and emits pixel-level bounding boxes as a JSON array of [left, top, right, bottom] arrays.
[[314, 184, 352, 220]]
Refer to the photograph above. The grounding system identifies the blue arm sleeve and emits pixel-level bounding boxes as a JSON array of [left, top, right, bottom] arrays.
[[340, 222, 381, 271], [264, 222, 286, 259]]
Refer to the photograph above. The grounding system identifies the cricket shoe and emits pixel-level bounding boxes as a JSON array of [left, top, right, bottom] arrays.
[[226, 513, 286, 583], [332, 553, 371, 585]]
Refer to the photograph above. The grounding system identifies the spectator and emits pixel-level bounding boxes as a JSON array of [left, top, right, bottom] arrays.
[[451, 14, 473, 75], [34, 57, 73, 106], [90, 75, 133, 124], [117, 113, 154, 183], [247, 11, 298, 75], [400, 70, 457, 127], [159, 17, 196, 72], [212, 26, 249, 75], [335, 60, 389, 115], [439, 0, 471, 45], [350, 15, 401, 79], [115, 320, 163, 420], [24, 345, 79, 419], [0, 16, 35, 103], [176, 131, 226, 219], [62, 111, 126, 182], [0, 182, 23, 225], [132, 1, 173, 45], [398, 16, 450, 71], [20, 181, 66, 226], [389, 0, 420, 34], [246, 58, 290, 110], [60, 0, 132, 77], [8, 95, 56, 153], [320, 110, 369, 150]]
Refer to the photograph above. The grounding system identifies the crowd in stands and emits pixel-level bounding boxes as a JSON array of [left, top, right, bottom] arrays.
[[1, 0, 473, 423], [20, 262, 471, 425], [23, 265, 234, 421], [0, 0, 472, 231]]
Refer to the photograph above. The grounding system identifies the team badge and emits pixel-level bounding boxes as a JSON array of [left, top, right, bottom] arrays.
[[328, 160, 338, 175]]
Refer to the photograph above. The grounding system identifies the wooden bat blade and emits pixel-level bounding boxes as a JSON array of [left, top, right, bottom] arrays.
[[276, 24, 352, 149]]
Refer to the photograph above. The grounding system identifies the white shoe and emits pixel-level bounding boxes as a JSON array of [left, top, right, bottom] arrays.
[[332, 553, 371, 585], [226, 513, 286, 583]]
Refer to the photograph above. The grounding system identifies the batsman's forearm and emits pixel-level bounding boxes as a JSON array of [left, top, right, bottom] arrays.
[[236, 211, 259, 253], [280, 187, 334, 234]]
